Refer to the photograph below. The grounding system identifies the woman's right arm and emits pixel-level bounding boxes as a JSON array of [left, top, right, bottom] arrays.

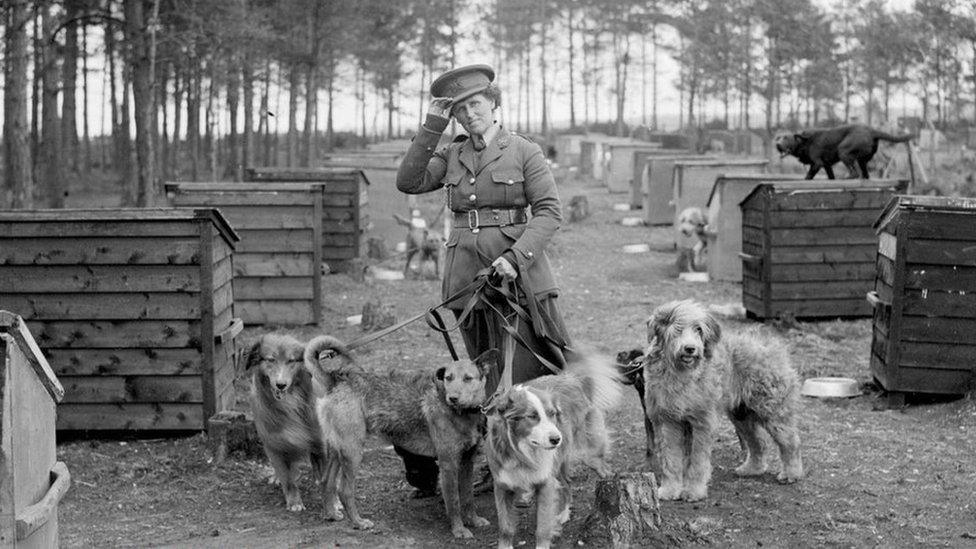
[[397, 100, 453, 194]]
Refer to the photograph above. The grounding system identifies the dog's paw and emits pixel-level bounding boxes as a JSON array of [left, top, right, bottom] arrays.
[[324, 502, 344, 521], [353, 517, 375, 530], [657, 483, 683, 501], [777, 467, 803, 484], [735, 460, 767, 477], [286, 501, 306, 512], [680, 485, 708, 502], [451, 525, 475, 539], [465, 514, 490, 528], [587, 459, 614, 479]]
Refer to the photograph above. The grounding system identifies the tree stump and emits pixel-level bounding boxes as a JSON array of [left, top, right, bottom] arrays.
[[206, 411, 263, 463], [567, 195, 590, 222], [367, 236, 389, 260], [587, 472, 661, 548], [361, 298, 396, 332]]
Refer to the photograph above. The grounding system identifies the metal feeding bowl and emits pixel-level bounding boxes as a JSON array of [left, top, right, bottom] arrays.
[[800, 377, 861, 398]]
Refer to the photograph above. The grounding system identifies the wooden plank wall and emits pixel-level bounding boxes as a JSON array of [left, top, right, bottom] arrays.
[[169, 186, 323, 326], [0, 214, 233, 430], [243, 168, 368, 263], [873, 210, 976, 394]]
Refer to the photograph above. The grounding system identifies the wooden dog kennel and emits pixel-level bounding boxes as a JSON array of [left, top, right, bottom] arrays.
[[244, 167, 370, 269], [739, 180, 906, 319], [869, 195, 976, 396], [0, 209, 242, 431], [166, 182, 324, 326], [1, 311, 70, 546]]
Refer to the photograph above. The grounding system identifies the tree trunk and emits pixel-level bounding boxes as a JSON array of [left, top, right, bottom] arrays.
[[304, 64, 319, 167], [206, 64, 218, 181], [172, 63, 183, 178], [187, 59, 200, 180], [124, 0, 158, 206], [40, 5, 66, 208], [259, 58, 271, 166], [226, 60, 241, 180], [119, 48, 135, 204], [82, 22, 91, 174], [651, 24, 658, 130], [3, 0, 34, 208], [62, 0, 81, 173], [567, 4, 576, 128], [586, 473, 662, 548], [242, 55, 255, 175], [326, 67, 335, 153], [539, 5, 548, 135], [287, 64, 299, 167], [157, 62, 170, 180], [31, 7, 41, 175]]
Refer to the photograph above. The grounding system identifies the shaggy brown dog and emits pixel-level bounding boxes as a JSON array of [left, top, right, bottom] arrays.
[[306, 336, 492, 539], [643, 300, 803, 502], [484, 351, 622, 549], [774, 123, 912, 179], [247, 333, 348, 517]]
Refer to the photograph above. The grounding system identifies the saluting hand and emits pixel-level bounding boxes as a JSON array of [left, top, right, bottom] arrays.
[[428, 97, 453, 119]]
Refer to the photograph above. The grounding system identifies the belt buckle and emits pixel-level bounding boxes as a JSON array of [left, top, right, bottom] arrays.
[[467, 210, 480, 233]]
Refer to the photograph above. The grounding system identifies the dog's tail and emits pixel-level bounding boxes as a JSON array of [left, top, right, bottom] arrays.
[[564, 351, 624, 412], [303, 335, 353, 380], [872, 130, 913, 143]]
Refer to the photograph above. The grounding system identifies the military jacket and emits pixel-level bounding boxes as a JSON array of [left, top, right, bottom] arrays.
[[396, 115, 562, 304]]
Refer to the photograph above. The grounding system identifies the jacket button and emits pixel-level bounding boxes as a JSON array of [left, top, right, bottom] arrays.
[[469, 194, 476, 201], [508, 179, 514, 184], [469, 177, 475, 184], [527, 251, 534, 258]]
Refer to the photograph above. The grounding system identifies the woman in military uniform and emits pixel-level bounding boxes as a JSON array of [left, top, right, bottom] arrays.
[[394, 64, 572, 498], [397, 63, 571, 392]]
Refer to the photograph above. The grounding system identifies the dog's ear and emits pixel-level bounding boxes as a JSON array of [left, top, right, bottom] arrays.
[[647, 302, 677, 342], [242, 340, 263, 370], [700, 313, 723, 358], [473, 348, 500, 376], [433, 366, 447, 384]]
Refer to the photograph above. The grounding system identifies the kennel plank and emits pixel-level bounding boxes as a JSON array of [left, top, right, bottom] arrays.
[[233, 254, 316, 277], [56, 403, 204, 430], [0, 265, 202, 293], [739, 181, 905, 319], [234, 278, 315, 300], [235, 301, 316, 326], [46, 348, 202, 376], [640, 155, 715, 225], [233, 229, 315, 253], [0, 237, 202, 265], [905, 239, 976, 266], [869, 195, 976, 395], [58, 375, 203, 403], [0, 209, 242, 431], [0, 293, 202, 320], [601, 142, 662, 194]]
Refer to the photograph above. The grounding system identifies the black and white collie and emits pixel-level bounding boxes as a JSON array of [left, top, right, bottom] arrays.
[[483, 351, 623, 549]]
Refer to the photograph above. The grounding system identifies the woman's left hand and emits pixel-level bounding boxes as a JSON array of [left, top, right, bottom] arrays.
[[491, 257, 518, 280]]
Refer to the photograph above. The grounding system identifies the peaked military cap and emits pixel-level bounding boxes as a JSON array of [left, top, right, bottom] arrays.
[[430, 64, 495, 105]]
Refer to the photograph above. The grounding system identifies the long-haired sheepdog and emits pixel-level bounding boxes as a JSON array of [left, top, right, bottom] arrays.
[[642, 299, 803, 502]]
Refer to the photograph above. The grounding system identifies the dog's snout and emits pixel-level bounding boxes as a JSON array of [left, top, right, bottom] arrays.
[[683, 345, 697, 355], [448, 396, 459, 405], [275, 381, 288, 391], [549, 434, 562, 446]]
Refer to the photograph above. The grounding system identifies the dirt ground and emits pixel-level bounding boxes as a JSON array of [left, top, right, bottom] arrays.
[[56, 171, 976, 548]]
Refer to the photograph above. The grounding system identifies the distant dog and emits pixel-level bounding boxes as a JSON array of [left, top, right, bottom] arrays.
[[394, 211, 445, 277], [615, 349, 655, 468], [306, 336, 492, 538], [676, 206, 709, 271], [774, 123, 912, 179], [643, 300, 803, 502], [246, 333, 343, 518], [484, 351, 623, 549]]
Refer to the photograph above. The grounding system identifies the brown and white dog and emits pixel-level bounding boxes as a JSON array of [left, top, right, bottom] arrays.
[[484, 351, 623, 549], [395, 211, 445, 277], [306, 336, 493, 538], [643, 300, 803, 502], [246, 333, 346, 517]]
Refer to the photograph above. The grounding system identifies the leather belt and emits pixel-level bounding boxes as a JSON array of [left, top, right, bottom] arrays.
[[453, 208, 528, 230]]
